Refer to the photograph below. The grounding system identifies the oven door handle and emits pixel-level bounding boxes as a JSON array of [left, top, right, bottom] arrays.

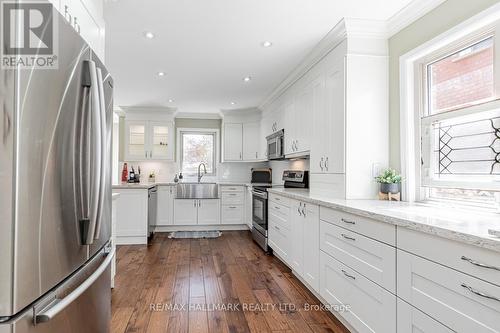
[[252, 191, 268, 199]]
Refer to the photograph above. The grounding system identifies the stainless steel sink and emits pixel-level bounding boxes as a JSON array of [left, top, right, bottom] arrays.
[[176, 183, 219, 199]]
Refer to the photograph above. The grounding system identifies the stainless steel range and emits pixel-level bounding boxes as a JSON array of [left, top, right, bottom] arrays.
[[251, 170, 309, 252]]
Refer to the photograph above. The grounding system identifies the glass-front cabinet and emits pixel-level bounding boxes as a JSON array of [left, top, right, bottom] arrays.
[[124, 120, 174, 161]]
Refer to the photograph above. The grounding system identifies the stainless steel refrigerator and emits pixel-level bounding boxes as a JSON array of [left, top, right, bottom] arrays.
[[0, 1, 114, 332]]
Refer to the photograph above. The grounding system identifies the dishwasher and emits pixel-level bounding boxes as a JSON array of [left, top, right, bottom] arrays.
[[148, 187, 158, 238]]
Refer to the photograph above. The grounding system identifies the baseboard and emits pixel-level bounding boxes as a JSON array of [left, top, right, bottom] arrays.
[[152, 224, 250, 232], [115, 236, 147, 245]]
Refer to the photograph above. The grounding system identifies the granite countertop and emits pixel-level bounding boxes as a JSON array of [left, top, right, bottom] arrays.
[[112, 183, 157, 189], [267, 188, 500, 253], [112, 193, 120, 200]]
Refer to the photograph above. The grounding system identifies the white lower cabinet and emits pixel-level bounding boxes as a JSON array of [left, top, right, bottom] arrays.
[[320, 220, 396, 293], [302, 202, 320, 292], [174, 199, 220, 225], [398, 250, 500, 333], [198, 199, 220, 225], [221, 205, 244, 225], [174, 199, 198, 225], [156, 185, 174, 226], [113, 189, 148, 244], [320, 251, 396, 333], [397, 299, 453, 333], [290, 199, 304, 275]]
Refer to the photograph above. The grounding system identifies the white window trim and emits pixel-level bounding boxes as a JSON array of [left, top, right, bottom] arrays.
[[176, 127, 220, 177], [399, 3, 500, 202]]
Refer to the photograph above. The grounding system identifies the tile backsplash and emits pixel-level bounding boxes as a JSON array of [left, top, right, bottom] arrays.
[[116, 158, 310, 184]]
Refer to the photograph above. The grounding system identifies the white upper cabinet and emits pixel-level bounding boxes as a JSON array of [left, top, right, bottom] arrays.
[[242, 122, 260, 161], [223, 123, 243, 161], [123, 108, 175, 162], [311, 50, 344, 174], [57, 0, 105, 60], [222, 110, 263, 162], [124, 120, 174, 161]]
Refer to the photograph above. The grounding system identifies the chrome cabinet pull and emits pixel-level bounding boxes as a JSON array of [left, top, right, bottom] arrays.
[[274, 206, 280, 210], [298, 202, 302, 216], [325, 157, 329, 171], [461, 283, 500, 302], [275, 225, 280, 231], [320, 158, 324, 171], [341, 234, 356, 241], [301, 203, 306, 217], [255, 152, 258, 159], [64, 5, 72, 24], [342, 270, 356, 280], [461, 256, 500, 271], [229, 206, 237, 209], [341, 218, 356, 225]]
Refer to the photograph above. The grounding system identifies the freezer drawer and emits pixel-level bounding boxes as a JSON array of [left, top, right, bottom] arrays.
[[0, 247, 113, 333]]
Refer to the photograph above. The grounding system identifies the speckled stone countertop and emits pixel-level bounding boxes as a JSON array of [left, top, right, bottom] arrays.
[[268, 188, 500, 253]]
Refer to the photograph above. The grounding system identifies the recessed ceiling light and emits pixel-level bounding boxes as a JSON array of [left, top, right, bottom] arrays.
[[168, 99, 174, 103], [157, 72, 165, 77], [261, 41, 273, 47], [144, 31, 155, 39], [230, 102, 236, 105], [243, 76, 252, 82]]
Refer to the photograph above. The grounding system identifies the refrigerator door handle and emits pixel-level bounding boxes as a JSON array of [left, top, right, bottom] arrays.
[[80, 60, 101, 245], [93, 67, 107, 240], [34, 247, 115, 324]]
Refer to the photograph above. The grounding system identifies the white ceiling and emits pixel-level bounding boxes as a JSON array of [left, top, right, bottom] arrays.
[[104, 0, 414, 114]]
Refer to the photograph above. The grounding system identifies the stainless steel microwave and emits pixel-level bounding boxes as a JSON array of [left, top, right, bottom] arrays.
[[266, 129, 285, 160]]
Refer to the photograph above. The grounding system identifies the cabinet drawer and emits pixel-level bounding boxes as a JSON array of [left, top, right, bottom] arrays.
[[269, 202, 290, 221], [269, 193, 291, 207], [220, 185, 245, 192], [221, 205, 244, 224], [320, 207, 396, 245], [320, 221, 396, 293], [398, 250, 500, 333], [397, 299, 453, 333], [221, 192, 244, 205], [269, 210, 291, 230], [269, 219, 289, 263], [398, 228, 500, 287], [320, 251, 396, 333]]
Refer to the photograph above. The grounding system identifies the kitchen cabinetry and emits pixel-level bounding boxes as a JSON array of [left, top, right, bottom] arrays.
[[223, 123, 243, 161], [113, 188, 148, 244], [397, 299, 453, 333], [223, 122, 261, 161], [156, 185, 175, 226], [124, 120, 174, 161], [221, 186, 245, 225], [320, 251, 397, 333], [243, 122, 260, 160], [268, 198, 291, 263], [198, 199, 220, 225], [261, 19, 388, 199], [174, 199, 220, 225], [55, 0, 105, 60]]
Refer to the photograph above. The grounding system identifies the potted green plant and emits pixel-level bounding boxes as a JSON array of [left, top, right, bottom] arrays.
[[375, 168, 402, 194]]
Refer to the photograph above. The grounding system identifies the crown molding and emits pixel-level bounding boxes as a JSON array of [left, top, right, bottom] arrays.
[[175, 112, 222, 120], [387, 0, 447, 37], [259, 18, 388, 110]]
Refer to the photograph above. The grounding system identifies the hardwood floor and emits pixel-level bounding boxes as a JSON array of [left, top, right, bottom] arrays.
[[111, 231, 350, 333]]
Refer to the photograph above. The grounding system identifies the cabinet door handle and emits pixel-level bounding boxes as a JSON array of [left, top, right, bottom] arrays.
[[150, 151, 153, 158], [325, 157, 329, 171], [341, 270, 356, 280], [320, 158, 324, 171], [73, 17, 80, 34], [145, 151, 147, 158], [198, 200, 201, 208], [229, 206, 237, 209], [255, 152, 258, 159], [461, 256, 500, 271], [298, 202, 302, 216], [193, 200, 196, 207], [275, 225, 280, 231], [64, 5, 72, 24], [341, 218, 356, 225], [274, 206, 280, 210], [302, 204, 306, 217], [341, 234, 356, 241], [461, 283, 500, 302]]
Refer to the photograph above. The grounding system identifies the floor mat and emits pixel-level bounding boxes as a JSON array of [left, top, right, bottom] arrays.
[[168, 231, 222, 239]]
